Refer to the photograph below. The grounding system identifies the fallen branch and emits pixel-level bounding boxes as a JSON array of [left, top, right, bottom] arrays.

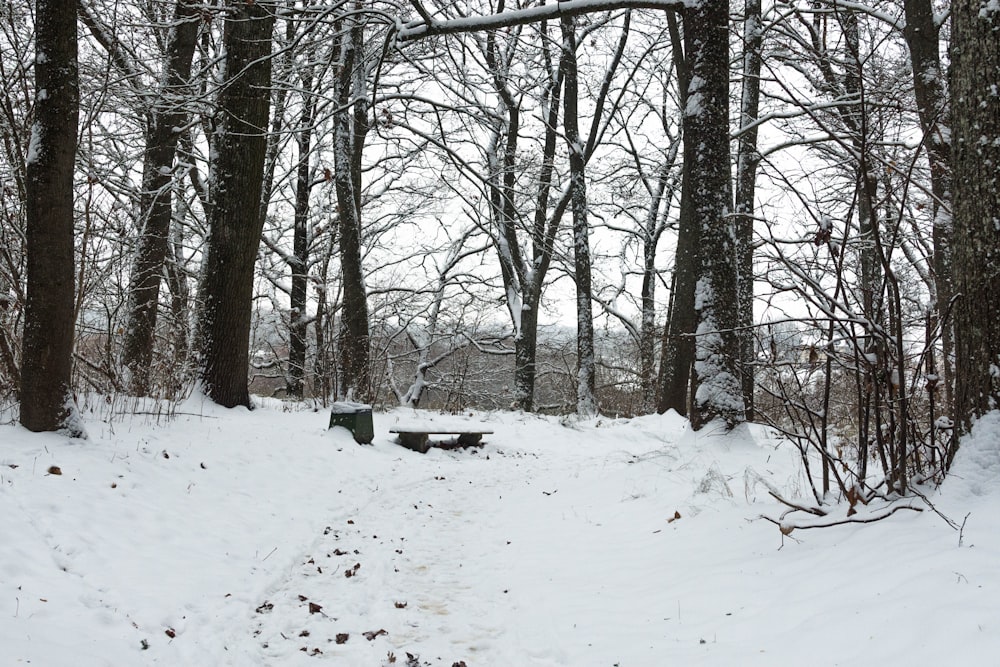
[[761, 501, 923, 534]]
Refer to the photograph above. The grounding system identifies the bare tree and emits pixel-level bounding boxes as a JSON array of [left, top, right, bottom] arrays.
[[332, 4, 372, 402], [902, 0, 953, 414], [116, 0, 200, 396], [684, 0, 744, 429], [20, 0, 84, 435], [560, 13, 598, 416], [197, 0, 276, 408], [735, 0, 762, 420]]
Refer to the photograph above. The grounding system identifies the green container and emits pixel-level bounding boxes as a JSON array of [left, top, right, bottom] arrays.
[[328, 403, 374, 444]]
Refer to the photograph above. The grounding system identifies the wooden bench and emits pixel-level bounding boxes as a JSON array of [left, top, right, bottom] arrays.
[[388, 428, 494, 454]]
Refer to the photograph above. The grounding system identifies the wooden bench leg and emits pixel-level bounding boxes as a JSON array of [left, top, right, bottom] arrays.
[[397, 432, 430, 453], [457, 433, 483, 447]]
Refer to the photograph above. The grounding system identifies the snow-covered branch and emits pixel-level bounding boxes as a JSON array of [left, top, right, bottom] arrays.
[[397, 0, 685, 42]]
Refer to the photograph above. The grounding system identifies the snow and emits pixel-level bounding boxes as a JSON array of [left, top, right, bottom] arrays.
[[2, 401, 1000, 665], [25, 122, 42, 166]]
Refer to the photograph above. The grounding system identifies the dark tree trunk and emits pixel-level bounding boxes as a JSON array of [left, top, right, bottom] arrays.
[[560, 15, 597, 416], [287, 77, 315, 399], [735, 0, 762, 421], [514, 301, 539, 411], [20, 0, 82, 435], [333, 14, 371, 401], [197, 0, 275, 408], [121, 0, 199, 396], [952, 1, 1000, 430], [640, 162, 676, 412], [686, 0, 744, 430], [656, 9, 696, 417], [903, 0, 954, 415]]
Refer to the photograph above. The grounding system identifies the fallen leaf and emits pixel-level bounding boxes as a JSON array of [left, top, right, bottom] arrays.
[[298, 594, 309, 602], [335, 633, 349, 644], [299, 630, 310, 637], [363, 628, 387, 641], [47, 466, 62, 475], [255, 601, 273, 614], [165, 628, 176, 638], [308, 602, 322, 615], [394, 601, 407, 609], [667, 511, 682, 523]]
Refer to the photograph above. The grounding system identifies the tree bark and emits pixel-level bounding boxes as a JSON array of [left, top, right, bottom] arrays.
[[561, 15, 597, 417], [902, 0, 954, 415], [686, 0, 744, 430], [121, 0, 199, 396], [197, 0, 275, 408], [333, 12, 371, 401], [952, 1, 1000, 429], [656, 9, 696, 417], [735, 0, 762, 421], [287, 75, 315, 399], [20, 0, 83, 435]]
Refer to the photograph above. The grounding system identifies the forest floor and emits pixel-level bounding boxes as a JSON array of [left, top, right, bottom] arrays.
[[2, 398, 999, 666]]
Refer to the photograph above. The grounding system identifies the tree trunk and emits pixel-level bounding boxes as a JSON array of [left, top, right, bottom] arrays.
[[121, 0, 199, 396], [952, 1, 1000, 429], [287, 76, 315, 399], [656, 9, 696, 417], [561, 15, 597, 417], [686, 0, 744, 430], [197, 0, 275, 408], [333, 14, 371, 401], [514, 301, 539, 410], [903, 0, 954, 415], [640, 163, 675, 412], [20, 0, 83, 435], [735, 0, 762, 421]]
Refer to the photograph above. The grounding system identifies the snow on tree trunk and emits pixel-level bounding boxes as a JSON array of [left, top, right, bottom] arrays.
[[561, 15, 598, 418], [686, 0, 745, 430], [333, 12, 371, 402], [735, 0, 762, 421]]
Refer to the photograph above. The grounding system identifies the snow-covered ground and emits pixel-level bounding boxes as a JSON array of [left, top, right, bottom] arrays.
[[1, 398, 998, 666]]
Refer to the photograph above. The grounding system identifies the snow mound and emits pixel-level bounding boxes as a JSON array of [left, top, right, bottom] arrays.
[[946, 411, 1000, 499]]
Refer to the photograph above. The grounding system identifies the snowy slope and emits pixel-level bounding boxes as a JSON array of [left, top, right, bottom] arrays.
[[1, 400, 997, 666]]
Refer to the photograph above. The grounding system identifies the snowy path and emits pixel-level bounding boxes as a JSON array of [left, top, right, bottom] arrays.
[[174, 411, 807, 666], [3, 404, 999, 666]]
